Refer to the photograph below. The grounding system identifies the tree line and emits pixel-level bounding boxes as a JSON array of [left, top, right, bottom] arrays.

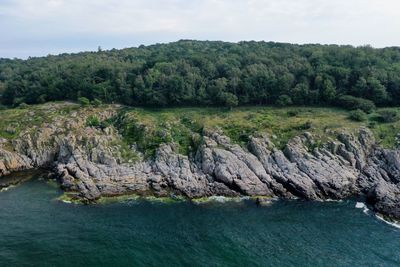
[[1, 40, 400, 109]]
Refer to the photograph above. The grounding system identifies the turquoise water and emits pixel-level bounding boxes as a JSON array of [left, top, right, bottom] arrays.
[[0, 176, 400, 267]]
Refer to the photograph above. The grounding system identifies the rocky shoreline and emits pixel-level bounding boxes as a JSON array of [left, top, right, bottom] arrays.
[[0, 104, 399, 220]]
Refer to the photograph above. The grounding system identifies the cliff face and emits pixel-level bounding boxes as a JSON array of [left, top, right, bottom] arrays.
[[0, 104, 399, 220]]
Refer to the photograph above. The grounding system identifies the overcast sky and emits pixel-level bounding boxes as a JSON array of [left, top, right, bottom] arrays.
[[1, 0, 400, 58]]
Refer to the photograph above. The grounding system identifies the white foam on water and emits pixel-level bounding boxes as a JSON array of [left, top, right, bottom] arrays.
[[355, 202, 369, 214], [193, 196, 251, 204], [208, 196, 248, 203], [356, 202, 400, 229], [61, 200, 72, 204], [355, 202, 365, 209], [376, 215, 400, 229], [0, 185, 15, 192], [325, 199, 343, 203]]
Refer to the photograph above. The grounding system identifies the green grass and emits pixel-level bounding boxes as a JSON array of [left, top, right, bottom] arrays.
[[1, 103, 399, 156], [115, 106, 400, 151], [0, 102, 81, 140], [369, 107, 400, 148]]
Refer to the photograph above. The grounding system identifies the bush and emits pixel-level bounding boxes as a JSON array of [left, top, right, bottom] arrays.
[[337, 95, 376, 113], [348, 109, 367, 122], [276, 95, 293, 107], [92, 98, 103, 107], [220, 92, 238, 108], [86, 115, 100, 127], [296, 120, 313, 130], [18, 103, 29, 109], [376, 110, 398, 123], [78, 97, 90, 107], [368, 121, 377, 129], [287, 109, 300, 117], [99, 119, 112, 130]]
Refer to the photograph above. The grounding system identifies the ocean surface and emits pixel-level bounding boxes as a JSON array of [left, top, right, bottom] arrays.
[[0, 174, 400, 267]]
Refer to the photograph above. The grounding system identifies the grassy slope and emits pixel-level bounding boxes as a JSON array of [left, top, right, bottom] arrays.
[[0, 102, 80, 139], [118, 106, 400, 155], [0, 103, 399, 157]]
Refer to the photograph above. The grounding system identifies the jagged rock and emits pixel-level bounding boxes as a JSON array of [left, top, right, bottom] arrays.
[[1, 110, 399, 221], [153, 143, 210, 197], [0, 149, 32, 176], [196, 134, 273, 196], [368, 182, 400, 219], [283, 135, 359, 199]]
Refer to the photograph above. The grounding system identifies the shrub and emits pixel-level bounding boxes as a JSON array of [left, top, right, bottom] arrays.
[[78, 97, 90, 107], [92, 98, 103, 107], [86, 115, 100, 127], [368, 121, 377, 129], [296, 120, 313, 130], [348, 109, 367, 122], [376, 110, 398, 123], [303, 121, 313, 130], [337, 95, 376, 113], [220, 92, 238, 108], [287, 109, 300, 117], [18, 103, 29, 109], [99, 119, 112, 130], [276, 95, 293, 107]]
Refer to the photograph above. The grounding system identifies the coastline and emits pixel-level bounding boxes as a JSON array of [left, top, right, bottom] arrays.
[[0, 103, 399, 221]]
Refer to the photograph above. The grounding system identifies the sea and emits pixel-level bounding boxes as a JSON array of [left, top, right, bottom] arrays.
[[0, 173, 399, 267]]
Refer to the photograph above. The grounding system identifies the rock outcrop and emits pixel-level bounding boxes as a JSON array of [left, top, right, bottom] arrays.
[[0, 105, 399, 220], [0, 149, 32, 176]]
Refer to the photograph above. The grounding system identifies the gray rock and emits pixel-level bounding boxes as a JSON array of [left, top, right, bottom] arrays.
[[1, 111, 400, 220], [368, 182, 400, 219]]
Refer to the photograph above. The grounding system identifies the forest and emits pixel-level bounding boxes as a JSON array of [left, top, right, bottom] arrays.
[[1, 40, 400, 110]]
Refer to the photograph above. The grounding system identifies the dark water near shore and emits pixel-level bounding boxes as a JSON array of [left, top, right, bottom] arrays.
[[0, 175, 400, 267]]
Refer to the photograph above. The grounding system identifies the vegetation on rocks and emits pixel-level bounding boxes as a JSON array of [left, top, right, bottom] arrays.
[[114, 106, 400, 152], [0, 40, 399, 221], [0, 102, 80, 140], [0, 103, 399, 155], [0, 102, 399, 219]]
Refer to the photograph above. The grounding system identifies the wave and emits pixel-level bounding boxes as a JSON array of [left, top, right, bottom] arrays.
[[375, 215, 400, 229], [355, 202, 400, 229], [208, 196, 249, 203], [325, 199, 343, 203], [193, 196, 251, 204], [355, 202, 370, 214], [0, 185, 15, 192]]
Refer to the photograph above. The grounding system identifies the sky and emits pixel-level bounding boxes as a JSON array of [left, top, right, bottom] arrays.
[[1, 0, 400, 58]]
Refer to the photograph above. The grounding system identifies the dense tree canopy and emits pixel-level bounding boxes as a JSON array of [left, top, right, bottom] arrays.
[[1, 40, 400, 108]]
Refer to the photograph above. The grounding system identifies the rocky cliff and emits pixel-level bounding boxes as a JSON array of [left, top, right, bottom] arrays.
[[0, 103, 399, 220]]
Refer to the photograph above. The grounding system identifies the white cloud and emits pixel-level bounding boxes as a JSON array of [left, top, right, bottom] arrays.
[[0, 0, 400, 58]]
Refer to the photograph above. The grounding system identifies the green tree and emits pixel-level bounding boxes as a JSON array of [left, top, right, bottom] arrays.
[[276, 95, 293, 106], [1, 40, 400, 108], [291, 82, 310, 105], [220, 92, 238, 108], [321, 79, 336, 103], [351, 77, 368, 97], [367, 77, 388, 105]]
